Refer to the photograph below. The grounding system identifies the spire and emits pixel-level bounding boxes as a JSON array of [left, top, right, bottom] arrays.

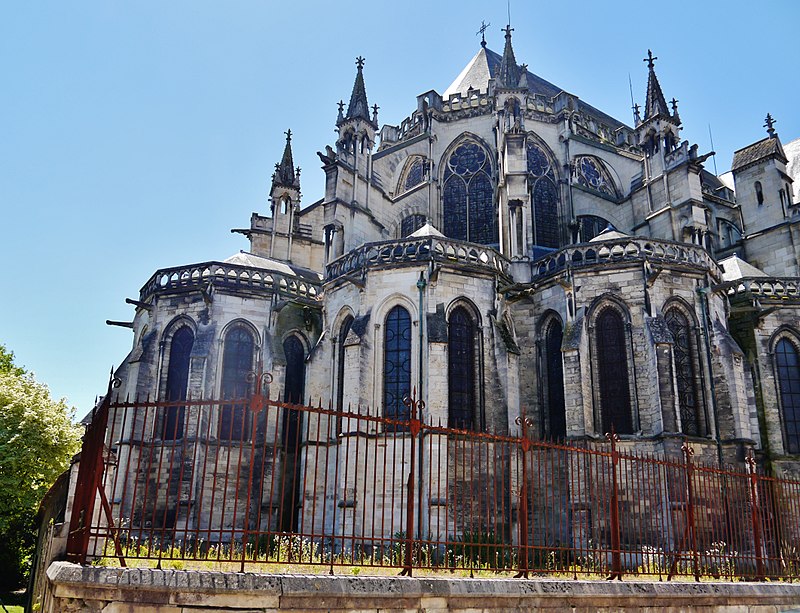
[[496, 25, 521, 88], [342, 56, 373, 125], [642, 50, 670, 120], [272, 129, 300, 190]]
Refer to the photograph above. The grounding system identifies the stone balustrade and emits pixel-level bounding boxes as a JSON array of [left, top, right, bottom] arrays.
[[531, 237, 722, 280], [718, 277, 800, 302], [326, 236, 509, 281], [140, 262, 321, 303]]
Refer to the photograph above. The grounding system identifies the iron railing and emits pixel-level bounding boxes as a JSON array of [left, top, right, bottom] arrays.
[[66, 381, 800, 580]]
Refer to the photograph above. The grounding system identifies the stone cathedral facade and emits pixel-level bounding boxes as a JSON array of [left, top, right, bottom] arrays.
[[109, 27, 800, 536]]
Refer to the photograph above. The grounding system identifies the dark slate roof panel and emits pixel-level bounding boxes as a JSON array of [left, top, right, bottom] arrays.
[[732, 137, 787, 171]]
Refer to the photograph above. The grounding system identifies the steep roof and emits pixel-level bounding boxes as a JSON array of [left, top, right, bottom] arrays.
[[719, 254, 769, 281], [443, 47, 627, 130], [272, 130, 299, 190], [643, 52, 670, 120], [731, 136, 788, 172], [224, 251, 322, 282], [345, 57, 372, 124]]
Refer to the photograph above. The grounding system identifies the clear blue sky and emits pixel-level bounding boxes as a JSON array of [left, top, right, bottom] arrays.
[[2, 1, 798, 413]]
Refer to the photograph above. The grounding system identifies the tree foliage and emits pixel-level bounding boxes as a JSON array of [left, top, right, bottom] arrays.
[[0, 345, 82, 590]]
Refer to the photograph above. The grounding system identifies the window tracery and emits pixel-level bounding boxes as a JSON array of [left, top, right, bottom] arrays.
[[527, 139, 559, 249], [442, 139, 497, 245], [776, 336, 800, 454], [401, 214, 427, 237], [595, 306, 633, 434], [402, 157, 425, 192], [448, 306, 477, 430], [219, 325, 255, 440], [665, 307, 703, 436], [282, 335, 306, 450], [162, 325, 193, 440], [384, 306, 412, 425], [543, 316, 565, 439], [574, 156, 618, 198], [577, 215, 611, 243]]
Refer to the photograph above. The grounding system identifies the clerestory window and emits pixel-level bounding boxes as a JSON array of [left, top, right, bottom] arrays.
[[442, 139, 497, 245]]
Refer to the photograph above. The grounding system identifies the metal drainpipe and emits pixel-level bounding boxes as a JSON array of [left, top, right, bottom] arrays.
[[416, 270, 427, 542]]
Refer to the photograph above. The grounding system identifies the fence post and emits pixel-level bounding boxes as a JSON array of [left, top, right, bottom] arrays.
[[400, 393, 423, 576], [746, 449, 766, 580], [606, 431, 622, 581], [684, 443, 700, 582], [65, 374, 116, 564], [514, 417, 532, 578]]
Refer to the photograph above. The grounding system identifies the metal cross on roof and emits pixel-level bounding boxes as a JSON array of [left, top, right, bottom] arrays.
[[285, 129, 292, 142], [476, 20, 490, 47], [503, 24, 514, 38], [644, 49, 657, 69], [355, 56, 365, 69], [337, 100, 345, 113], [764, 113, 777, 136]]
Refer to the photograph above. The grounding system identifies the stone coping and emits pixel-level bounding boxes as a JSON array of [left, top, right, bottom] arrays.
[[46, 562, 800, 611]]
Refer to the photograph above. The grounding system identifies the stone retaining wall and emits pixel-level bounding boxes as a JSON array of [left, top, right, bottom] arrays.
[[42, 561, 800, 612]]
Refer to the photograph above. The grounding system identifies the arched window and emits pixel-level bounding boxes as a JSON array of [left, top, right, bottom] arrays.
[[596, 307, 633, 434], [384, 306, 412, 424], [282, 335, 306, 451], [336, 316, 354, 434], [527, 139, 560, 250], [442, 139, 497, 245], [401, 214, 427, 237], [574, 156, 618, 198], [543, 317, 565, 439], [400, 157, 425, 193], [775, 337, 800, 454], [219, 326, 254, 440], [755, 181, 764, 205], [162, 326, 193, 440], [665, 307, 704, 436], [577, 215, 612, 243], [448, 306, 477, 430]]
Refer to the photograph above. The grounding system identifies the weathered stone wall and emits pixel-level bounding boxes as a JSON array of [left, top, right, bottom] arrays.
[[41, 562, 800, 612]]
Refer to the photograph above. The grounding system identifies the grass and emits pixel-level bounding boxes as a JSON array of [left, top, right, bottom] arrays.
[[0, 590, 25, 613]]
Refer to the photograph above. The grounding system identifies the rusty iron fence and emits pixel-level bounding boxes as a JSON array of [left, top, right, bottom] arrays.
[[66, 379, 800, 581]]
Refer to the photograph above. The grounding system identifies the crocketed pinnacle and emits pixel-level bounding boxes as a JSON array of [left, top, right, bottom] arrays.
[[273, 129, 300, 190], [496, 25, 521, 88], [642, 50, 670, 120], [343, 56, 373, 125]]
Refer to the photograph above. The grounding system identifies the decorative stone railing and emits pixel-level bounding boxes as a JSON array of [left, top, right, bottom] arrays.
[[140, 262, 321, 303], [325, 236, 510, 282], [716, 277, 800, 302], [531, 237, 722, 280]]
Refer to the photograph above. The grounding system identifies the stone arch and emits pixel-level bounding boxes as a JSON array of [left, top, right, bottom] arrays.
[[538, 310, 566, 439], [770, 327, 800, 454]]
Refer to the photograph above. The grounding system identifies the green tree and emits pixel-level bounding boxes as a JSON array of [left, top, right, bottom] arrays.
[[0, 345, 82, 590]]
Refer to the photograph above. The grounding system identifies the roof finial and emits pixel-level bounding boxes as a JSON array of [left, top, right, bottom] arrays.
[[496, 24, 520, 88], [342, 56, 373, 126], [285, 129, 292, 143], [644, 49, 657, 70], [503, 24, 514, 40], [356, 56, 365, 70], [476, 20, 490, 48], [372, 103, 379, 125], [273, 129, 300, 190], [633, 102, 641, 124], [764, 113, 777, 138], [670, 98, 679, 114]]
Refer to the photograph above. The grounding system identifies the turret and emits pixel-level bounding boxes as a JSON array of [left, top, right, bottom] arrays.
[[336, 57, 377, 177], [269, 130, 302, 260]]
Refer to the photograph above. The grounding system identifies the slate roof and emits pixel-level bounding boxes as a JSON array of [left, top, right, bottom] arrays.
[[731, 137, 788, 172], [719, 254, 769, 281], [224, 251, 322, 283], [443, 47, 627, 131]]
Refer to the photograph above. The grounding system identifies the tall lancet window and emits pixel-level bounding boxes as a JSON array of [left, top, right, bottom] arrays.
[[543, 316, 565, 439], [596, 307, 633, 434], [776, 337, 800, 454], [383, 306, 412, 424], [219, 326, 255, 440], [442, 138, 497, 245], [162, 326, 194, 440], [448, 306, 477, 430], [282, 335, 306, 451], [527, 139, 560, 250], [665, 307, 704, 436]]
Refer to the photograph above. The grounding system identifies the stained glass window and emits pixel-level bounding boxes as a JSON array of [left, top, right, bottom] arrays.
[[577, 215, 611, 243], [336, 316, 354, 434], [665, 308, 702, 436], [162, 326, 193, 440], [384, 306, 412, 425], [527, 140, 560, 249], [448, 307, 476, 430], [403, 158, 425, 192], [282, 336, 305, 452], [219, 326, 254, 440], [442, 140, 497, 245], [401, 214, 426, 237], [776, 338, 800, 454], [596, 307, 633, 434], [544, 318, 565, 439], [575, 156, 618, 198]]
